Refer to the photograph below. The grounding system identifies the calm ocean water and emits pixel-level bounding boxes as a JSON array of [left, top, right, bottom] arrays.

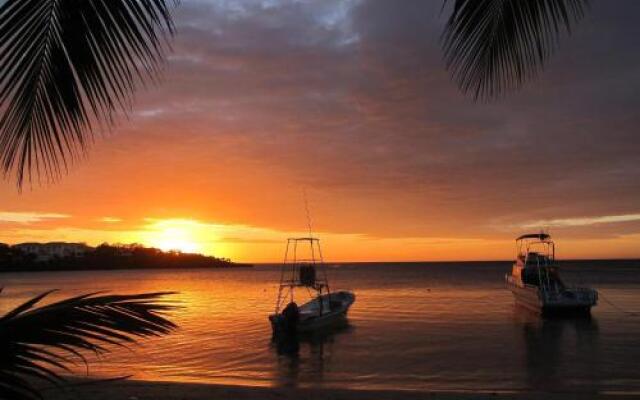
[[2, 261, 640, 394]]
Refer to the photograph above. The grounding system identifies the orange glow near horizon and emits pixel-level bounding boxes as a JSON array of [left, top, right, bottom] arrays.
[[148, 225, 200, 253], [138, 219, 219, 255], [1, 214, 639, 263]]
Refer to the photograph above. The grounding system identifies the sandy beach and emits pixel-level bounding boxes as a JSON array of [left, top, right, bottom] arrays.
[[39, 379, 628, 400]]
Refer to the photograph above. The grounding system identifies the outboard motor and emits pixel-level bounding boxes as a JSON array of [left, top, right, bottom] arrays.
[[272, 301, 299, 336], [272, 302, 300, 354]]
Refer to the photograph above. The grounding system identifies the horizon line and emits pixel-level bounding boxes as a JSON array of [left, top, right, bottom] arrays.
[[249, 257, 640, 265]]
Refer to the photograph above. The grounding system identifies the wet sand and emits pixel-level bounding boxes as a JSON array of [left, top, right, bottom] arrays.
[[41, 379, 626, 400]]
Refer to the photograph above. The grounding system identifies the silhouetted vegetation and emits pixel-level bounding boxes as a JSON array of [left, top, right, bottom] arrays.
[[442, 0, 588, 100], [0, 290, 177, 400], [0, 243, 251, 273], [0, 0, 178, 187]]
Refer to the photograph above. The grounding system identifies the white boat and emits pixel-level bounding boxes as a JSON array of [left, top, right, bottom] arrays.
[[269, 237, 355, 336], [505, 233, 598, 315]]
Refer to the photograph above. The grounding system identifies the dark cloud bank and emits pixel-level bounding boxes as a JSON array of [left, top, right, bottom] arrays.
[[138, 0, 640, 239]]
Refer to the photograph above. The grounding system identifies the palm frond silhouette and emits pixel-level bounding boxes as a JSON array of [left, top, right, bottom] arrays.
[[0, 0, 177, 187], [0, 290, 177, 400], [442, 0, 589, 100]]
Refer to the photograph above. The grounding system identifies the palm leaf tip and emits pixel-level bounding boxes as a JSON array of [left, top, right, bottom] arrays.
[[441, 0, 589, 101], [0, 291, 179, 400], [0, 0, 179, 188]]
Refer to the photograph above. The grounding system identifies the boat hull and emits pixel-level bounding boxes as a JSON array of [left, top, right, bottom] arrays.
[[269, 291, 355, 335], [507, 280, 542, 313], [506, 275, 597, 316]]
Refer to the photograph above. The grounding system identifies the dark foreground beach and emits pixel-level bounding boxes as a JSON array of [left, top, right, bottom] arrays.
[[41, 379, 629, 400]]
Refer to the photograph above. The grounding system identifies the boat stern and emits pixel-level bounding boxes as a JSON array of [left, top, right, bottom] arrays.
[[540, 287, 598, 315]]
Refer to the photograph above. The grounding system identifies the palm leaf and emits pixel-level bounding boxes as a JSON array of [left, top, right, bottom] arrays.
[[0, 290, 178, 400], [442, 0, 589, 100], [0, 0, 177, 187]]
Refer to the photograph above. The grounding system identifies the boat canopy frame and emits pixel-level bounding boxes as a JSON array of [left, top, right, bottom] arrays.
[[516, 233, 551, 241], [516, 233, 556, 291], [516, 233, 555, 262], [274, 237, 332, 314]]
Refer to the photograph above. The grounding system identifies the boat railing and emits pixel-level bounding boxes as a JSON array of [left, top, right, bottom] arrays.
[[522, 247, 554, 293], [566, 286, 598, 297], [280, 279, 329, 287], [540, 287, 598, 303]]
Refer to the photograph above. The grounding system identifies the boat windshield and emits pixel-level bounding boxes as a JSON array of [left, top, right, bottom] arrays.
[[525, 252, 551, 265], [521, 266, 565, 290]]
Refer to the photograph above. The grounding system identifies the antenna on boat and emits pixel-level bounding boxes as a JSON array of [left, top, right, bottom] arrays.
[[303, 188, 313, 237]]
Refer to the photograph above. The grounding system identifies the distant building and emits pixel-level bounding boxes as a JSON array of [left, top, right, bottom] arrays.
[[13, 242, 93, 262]]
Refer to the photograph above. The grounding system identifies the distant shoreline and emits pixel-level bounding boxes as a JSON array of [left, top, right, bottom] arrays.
[[0, 242, 252, 273]]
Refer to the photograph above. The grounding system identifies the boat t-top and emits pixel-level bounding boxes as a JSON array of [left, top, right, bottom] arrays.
[[505, 233, 598, 315], [269, 237, 355, 336]]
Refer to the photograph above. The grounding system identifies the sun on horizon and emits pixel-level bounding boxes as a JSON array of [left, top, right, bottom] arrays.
[[146, 221, 202, 254]]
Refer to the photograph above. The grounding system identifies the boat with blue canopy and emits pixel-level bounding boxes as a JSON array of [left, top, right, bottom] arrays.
[[505, 233, 598, 315]]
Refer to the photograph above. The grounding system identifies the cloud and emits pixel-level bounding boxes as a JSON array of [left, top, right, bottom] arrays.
[[1, 0, 639, 258], [135, 108, 167, 118], [100, 217, 123, 223], [522, 214, 640, 229], [0, 211, 70, 224], [63, 0, 640, 239], [218, 237, 282, 244]]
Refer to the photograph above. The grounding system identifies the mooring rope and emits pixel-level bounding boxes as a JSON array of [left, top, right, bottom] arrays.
[[571, 262, 638, 317], [598, 291, 639, 317]]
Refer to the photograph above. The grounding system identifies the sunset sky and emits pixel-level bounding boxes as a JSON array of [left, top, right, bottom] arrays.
[[1, 0, 639, 262]]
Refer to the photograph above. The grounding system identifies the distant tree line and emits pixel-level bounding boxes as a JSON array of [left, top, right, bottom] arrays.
[[0, 243, 251, 272]]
